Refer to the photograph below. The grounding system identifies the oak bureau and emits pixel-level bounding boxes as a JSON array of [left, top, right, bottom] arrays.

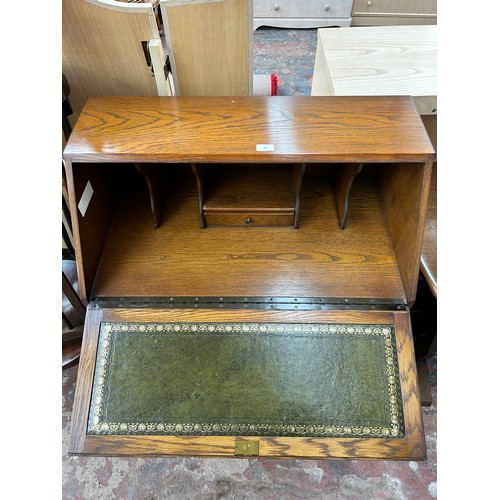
[[64, 95, 434, 460]]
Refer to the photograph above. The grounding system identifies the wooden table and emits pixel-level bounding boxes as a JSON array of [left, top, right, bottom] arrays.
[[63, 96, 434, 460], [311, 25, 436, 145]]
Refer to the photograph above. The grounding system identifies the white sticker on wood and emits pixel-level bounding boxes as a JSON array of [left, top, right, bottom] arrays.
[[78, 181, 94, 217], [256, 144, 275, 152]]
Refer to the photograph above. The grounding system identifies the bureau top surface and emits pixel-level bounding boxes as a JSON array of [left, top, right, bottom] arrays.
[[63, 96, 435, 163]]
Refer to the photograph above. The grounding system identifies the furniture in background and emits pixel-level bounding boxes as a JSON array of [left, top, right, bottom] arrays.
[[62, 0, 172, 126], [62, 74, 75, 256], [351, 0, 436, 26], [62, 265, 86, 367], [160, 0, 253, 96], [63, 0, 253, 125], [253, 0, 435, 29], [62, 76, 86, 367], [413, 163, 437, 405], [253, 0, 353, 29]]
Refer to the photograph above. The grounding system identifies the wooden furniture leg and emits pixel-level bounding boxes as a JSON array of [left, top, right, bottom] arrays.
[[418, 329, 436, 406], [417, 360, 432, 406], [334, 163, 364, 229]]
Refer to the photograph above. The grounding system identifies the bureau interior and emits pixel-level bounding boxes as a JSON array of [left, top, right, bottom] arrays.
[[71, 161, 428, 306]]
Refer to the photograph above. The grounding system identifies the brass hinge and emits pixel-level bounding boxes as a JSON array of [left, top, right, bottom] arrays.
[[90, 296, 407, 311], [234, 439, 259, 457]]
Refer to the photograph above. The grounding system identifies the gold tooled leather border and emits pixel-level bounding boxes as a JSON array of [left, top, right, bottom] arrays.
[[88, 322, 405, 438]]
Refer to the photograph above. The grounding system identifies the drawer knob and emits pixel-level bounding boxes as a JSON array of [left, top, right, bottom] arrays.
[[325, 4, 330, 11], [246, 218, 254, 225], [273, 4, 279, 10], [367, 0, 372, 5]]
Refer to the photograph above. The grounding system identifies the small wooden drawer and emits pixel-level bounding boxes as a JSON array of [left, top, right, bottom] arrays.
[[193, 163, 305, 229], [204, 210, 295, 227]]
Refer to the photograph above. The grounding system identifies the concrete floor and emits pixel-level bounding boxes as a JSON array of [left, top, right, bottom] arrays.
[[62, 26, 437, 499]]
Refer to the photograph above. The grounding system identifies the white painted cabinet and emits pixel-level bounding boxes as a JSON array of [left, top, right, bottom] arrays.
[[254, 0, 354, 29]]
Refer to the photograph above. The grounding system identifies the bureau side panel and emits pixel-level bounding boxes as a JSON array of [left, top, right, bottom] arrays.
[[378, 161, 432, 305], [64, 160, 119, 302]]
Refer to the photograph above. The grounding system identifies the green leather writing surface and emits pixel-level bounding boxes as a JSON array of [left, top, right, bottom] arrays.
[[88, 322, 404, 438]]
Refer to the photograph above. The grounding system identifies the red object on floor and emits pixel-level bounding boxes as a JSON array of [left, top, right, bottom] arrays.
[[270, 73, 278, 96], [253, 73, 278, 96]]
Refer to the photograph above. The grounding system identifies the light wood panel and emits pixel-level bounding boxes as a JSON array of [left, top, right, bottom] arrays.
[[312, 26, 436, 116], [62, 0, 171, 124], [160, 0, 252, 96]]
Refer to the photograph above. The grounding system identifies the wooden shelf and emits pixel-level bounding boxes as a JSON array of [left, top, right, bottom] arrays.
[[89, 169, 405, 301], [203, 165, 295, 211], [193, 164, 305, 228]]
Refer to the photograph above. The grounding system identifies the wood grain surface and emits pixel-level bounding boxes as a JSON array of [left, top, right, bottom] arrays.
[[89, 174, 406, 300], [65, 88, 430, 462], [313, 25, 436, 114], [63, 96, 433, 304], [333, 163, 364, 229], [62, 0, 166, 124], [63, 96, 435, 163], [378, 160, 433, 306], [162, 0, 252, 96]]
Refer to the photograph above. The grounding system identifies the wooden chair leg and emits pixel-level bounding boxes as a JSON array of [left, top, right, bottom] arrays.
[[62, 271, 86, 323], [62, 267, 86, 368]]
